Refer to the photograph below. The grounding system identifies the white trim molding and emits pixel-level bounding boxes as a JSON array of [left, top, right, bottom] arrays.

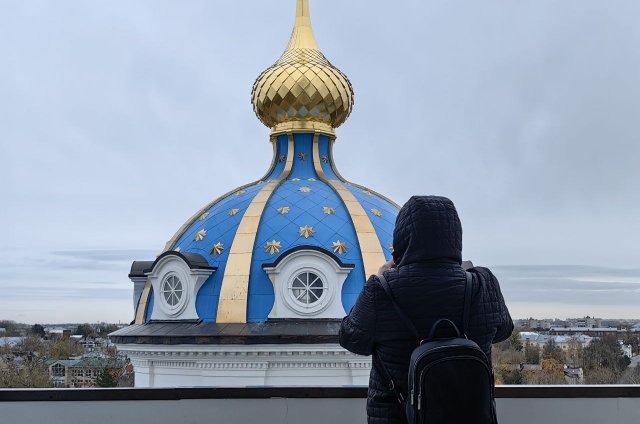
[[115, 343, 371, 388]]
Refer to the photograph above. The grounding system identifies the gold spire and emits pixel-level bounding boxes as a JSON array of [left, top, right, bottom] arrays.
[[286, 0, 320, 51], [251, 0, 354, 135]]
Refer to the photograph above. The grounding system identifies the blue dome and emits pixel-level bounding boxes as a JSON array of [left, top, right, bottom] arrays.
[[138, 132, 398, 323]]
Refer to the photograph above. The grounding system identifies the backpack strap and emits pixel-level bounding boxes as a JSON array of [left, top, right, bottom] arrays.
[[463, 271, 473, 336], [378, 273, 421, 340]]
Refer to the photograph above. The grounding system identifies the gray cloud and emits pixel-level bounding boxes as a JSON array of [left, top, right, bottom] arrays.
[[50, 250, 157, 262], [1, 0, 638, 322]]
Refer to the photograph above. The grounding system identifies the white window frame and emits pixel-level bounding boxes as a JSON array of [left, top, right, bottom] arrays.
[[264, 249, 352, 319], [146, 254, 214, 320]]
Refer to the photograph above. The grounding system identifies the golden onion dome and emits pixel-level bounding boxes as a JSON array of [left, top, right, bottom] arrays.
[[251, 0, 354, 134]]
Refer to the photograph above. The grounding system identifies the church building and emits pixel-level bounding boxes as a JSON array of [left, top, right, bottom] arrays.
[[111, 0, 400, 387]]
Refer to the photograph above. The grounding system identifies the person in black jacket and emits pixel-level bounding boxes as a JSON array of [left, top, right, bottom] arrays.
[[339, 195, 513, 424]]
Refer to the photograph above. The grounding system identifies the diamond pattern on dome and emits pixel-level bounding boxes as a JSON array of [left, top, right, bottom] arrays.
[[252, 48, 354, 129]]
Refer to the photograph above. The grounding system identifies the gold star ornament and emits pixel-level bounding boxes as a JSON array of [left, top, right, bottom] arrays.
[[291, 178, 301, 182], [278, 155, 286, 162], [277, 206, 290, 214], [236, 189, 245, 196], [228, 208, 240, 216], [199, 212, 209, 221], [299, 186, 311, 193], [195, 229, 207, 241], [210, 242, 224, 256], [308, 178, 316, 182], [321, 155, 329, 163], [174, 247, 181, 253], [299, 226, 315, 239], [298, 152, 307, 161], [323, 206, 335, 215], [371, 208, 382, 217], [332, 240, 348, 254], [265, 240, 282, 255]]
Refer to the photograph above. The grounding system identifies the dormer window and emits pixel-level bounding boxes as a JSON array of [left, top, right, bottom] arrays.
[[290, 271, 326, 307], [263, 248, 354, 319], [161, 274, 183, 308]]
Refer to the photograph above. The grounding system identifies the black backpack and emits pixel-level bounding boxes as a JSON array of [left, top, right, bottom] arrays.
[[377, 272, 498, 424]]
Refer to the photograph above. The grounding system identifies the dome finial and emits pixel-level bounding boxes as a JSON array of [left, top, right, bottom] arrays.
[[251, 0, 354, 134], [286, 0, 319, 51]]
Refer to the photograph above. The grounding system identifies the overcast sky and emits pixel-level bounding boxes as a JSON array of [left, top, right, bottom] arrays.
[[1, 0, 639, 324]]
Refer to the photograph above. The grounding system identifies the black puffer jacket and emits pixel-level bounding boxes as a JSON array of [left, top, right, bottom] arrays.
[[339, 196, 513, 424]]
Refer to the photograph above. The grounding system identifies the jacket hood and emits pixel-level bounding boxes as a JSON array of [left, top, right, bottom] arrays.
[[392, 196, 462, 267]]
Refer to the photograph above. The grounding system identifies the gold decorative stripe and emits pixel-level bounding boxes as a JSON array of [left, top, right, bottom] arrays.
[[134, 281, 152, 325], [312, 135, 386, 278], [216, 135, 295, 323], [327, 137, 401, 210], [163, 139, 279, 253]]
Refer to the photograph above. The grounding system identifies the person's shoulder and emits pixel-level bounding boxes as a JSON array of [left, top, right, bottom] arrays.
[[467, 266, 500, 287], [468, 266, 495, 277]]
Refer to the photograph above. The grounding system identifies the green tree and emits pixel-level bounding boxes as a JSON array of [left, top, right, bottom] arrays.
[[75, 323, 96, 339], [523, 359, 566, 384], [31, 324, 45, 338], [19, 335, 44, 354], [48, 338, 83, 359], [524, 343, 540, 364], [0, 358, 52, 388], [542, 339, 565, 364], [565, 338, 584, 368], [0, 320, 19, 336], [583, 335, 630, 383], [495, 328, 523, 352], [95, 368, 118, 387], [618, 365, 640, 384], [494, 364, 522, 385]]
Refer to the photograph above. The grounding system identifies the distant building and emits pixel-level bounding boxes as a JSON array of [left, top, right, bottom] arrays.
[[0, 337, 24, 348], [519, 332, 593, 351], [47, 357, 129, 388], [549, 327, 620, 337], [564, 367, 584, 384]]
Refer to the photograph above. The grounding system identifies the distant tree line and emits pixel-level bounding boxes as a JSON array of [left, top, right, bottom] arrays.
[[492, 328, 637, 385]]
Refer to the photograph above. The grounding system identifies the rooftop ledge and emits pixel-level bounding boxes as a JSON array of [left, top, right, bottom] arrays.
[[1, 386, 639, 424]]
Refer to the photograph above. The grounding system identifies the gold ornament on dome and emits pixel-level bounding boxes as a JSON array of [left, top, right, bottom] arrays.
[[236, 190, 245, 196], [299, 225, 315, 238], [371, 208, 382, 217], [292, 178, 301, 182], [298, 152, 307, 161], [277, 206, 291, 214], [323, 206, 335, 215], [195, 229, 207, 241], [362, 189, 373, 196], [279, 155, 286, 162], [321, 155, 329, 163], [332, 240, 348, 254], [228, 208, 240, 216], [174, 247, 181, 253], [199, 212, 209, 221], [251, 0, 354, 134], [265, 240, 282, 255], [211, 242, 225, 256], [308, 178, 316, 182], [299, 186, 311, 193]]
